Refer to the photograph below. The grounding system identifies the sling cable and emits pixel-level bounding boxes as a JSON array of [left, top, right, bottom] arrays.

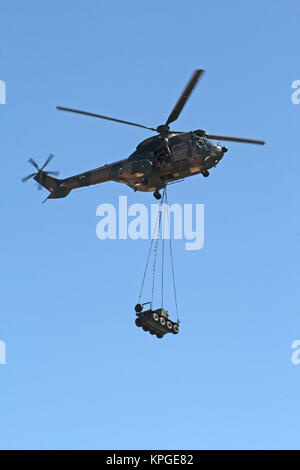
[[135, 186, 180, 339]]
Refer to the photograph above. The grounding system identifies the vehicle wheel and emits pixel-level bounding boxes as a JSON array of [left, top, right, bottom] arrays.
[[167, 320, 173, 330], [173, 324, 179, 334], [201, 169, 209, 177], [156, 333, 163, 339], [142, 325, 148, 332], [135, 318, 142, 327], [152, 312, 159, 322], [160, 317, 166, 326], [153, 190, 161, 200], [135, 303, 143, 313], [149, 330, 155, 335]]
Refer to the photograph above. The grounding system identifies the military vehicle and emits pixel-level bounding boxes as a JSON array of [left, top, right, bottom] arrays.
[[135, 303, 179, 339]]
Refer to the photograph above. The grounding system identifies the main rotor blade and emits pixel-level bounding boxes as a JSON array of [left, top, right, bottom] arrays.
[[166, 70, 204, 126], [41, 153, 54, 170], [22, 173, 37, 182], [206, 134, 265, 145], [57, 106, 157, 132]]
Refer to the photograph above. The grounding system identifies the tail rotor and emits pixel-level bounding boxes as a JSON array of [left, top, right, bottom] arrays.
[[22, 154, 60, 187]]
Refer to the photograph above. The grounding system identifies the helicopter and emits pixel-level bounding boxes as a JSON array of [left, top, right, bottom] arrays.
[[22, 70, 265, 201]]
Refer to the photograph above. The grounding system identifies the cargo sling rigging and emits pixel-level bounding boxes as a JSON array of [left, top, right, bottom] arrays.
[[135, 186, 180, 338]]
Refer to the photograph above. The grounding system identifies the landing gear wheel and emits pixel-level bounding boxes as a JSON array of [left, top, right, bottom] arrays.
[[153, 190, 161, 200], [201, 169, 209, 177], [135, 318, 142, 327]]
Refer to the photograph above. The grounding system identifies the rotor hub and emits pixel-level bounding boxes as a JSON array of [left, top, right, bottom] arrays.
[[156, 124, 170, 135]]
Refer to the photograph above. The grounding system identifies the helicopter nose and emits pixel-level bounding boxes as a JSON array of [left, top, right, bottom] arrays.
[[216, 144, 227, 157], [212, 144, 226, 164]]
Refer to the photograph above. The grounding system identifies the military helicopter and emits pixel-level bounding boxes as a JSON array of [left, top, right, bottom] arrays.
[[22, 70, 265, 201]]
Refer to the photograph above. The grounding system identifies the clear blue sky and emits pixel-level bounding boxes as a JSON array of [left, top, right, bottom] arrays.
[[1, 0, 300, 450]]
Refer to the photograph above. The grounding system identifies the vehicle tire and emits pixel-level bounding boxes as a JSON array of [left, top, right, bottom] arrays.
[[160, 317, 166, 326], [152, 312, 159, 322], [149, 330, 155, 335], [135, 318, 142, 327], [173, 324, 179, 334], [135, 303, 143, 313], [201, 169, 209, 177], [142, 325, 148, 332], [156, 333, 163, 339], [167, 320, 173, 330]]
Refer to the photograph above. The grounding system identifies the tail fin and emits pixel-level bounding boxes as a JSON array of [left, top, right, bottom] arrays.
[[34, 173, 71, 200]]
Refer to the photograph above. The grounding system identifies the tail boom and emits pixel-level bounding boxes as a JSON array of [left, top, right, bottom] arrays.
[[34, 161, 120, 199]]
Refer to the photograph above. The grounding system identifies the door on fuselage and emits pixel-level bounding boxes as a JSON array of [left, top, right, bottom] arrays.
[[153, 140, 173, 169]]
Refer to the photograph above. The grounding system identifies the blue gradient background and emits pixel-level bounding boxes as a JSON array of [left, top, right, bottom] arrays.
[[0, 0, 299, 450]]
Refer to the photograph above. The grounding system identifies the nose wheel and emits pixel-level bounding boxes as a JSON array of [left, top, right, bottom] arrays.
[[153, 190, 161, 200]]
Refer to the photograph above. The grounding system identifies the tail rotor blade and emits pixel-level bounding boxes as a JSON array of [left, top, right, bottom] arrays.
[[41, 153, 54, 170], [22, 173, 37, 183], [42, 195, 50, 203], [28, 158, 39, 170], [23, 154, 59, 185]]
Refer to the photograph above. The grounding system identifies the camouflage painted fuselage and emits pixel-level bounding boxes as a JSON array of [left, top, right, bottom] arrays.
[[34, 129, 225, 199]]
